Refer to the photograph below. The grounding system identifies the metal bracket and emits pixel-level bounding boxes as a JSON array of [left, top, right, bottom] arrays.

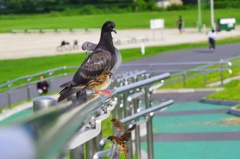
[[68, 98, 117, 149]]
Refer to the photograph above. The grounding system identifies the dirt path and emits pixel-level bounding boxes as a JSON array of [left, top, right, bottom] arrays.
[[1, 27, 240, 60]]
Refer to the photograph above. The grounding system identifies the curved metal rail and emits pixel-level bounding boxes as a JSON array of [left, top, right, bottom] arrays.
[[0, 72, 171, 159]]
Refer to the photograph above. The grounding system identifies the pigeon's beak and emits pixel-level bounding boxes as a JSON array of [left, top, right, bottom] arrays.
[[112, 28, 117, 34]]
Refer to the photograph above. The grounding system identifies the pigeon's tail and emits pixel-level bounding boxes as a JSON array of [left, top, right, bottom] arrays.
[[58, 84, 85, 102], [60, 81, 72, 88]]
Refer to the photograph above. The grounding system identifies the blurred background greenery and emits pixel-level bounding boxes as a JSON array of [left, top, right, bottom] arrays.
[[0, 0, 239, 32], [1, 0, 239, 15]]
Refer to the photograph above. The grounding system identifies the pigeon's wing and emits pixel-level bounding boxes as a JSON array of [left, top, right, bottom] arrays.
[[72, 48, 112, 85]]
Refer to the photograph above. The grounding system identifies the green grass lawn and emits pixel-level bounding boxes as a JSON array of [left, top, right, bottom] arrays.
[[207, 80, 240, 101], [0, 8, 239, 32]]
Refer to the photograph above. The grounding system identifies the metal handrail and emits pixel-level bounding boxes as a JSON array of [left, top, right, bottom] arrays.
[[0, 60, 232, 90], [113, 73, 170, 94], [0, 57, 235, 108], [93, 99, 174, 159], [0, 72, 171, 159], [121, 61, 231, 67], [0, 66, 72, 88], [12, 28, 101, 34], [120, 99, 173, 123]]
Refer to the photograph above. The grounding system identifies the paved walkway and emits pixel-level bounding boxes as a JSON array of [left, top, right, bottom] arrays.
[[1, 26, 240, 60]]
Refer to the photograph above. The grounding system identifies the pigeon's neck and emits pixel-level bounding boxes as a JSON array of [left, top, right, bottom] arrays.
[[98, 32, 115, 51]]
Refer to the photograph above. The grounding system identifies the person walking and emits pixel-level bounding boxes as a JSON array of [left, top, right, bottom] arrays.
[[177, 16, 183, 34], [208, 29, 216, 51], [37, 75, 49, 95]]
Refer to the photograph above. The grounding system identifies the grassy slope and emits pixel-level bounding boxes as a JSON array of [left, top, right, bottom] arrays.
[[207, 80, 240, 101], [0, 8, 239, 32]]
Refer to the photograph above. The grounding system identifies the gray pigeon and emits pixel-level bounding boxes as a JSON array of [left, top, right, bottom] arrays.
[[81, 41, 97, 55], [58, 21, 121, 102]]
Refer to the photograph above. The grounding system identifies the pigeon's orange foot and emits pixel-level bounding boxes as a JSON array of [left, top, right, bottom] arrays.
[[95, 90, 112, 97]]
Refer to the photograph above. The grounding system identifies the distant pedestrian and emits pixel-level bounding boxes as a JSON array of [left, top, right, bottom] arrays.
[[208, 29, 216, 51], [37, 75, 49, 95], [73, 40, 78, 49], [177, 16, 183, 34]]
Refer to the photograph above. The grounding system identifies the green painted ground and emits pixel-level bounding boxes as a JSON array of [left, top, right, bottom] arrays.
[[164, 102, 230, 112], [1, 101, 240, 159], [153, 113, 240, 133], [0, 109, 33, 126], [141, 141, 240, 159], [141, 102, 240, 159]]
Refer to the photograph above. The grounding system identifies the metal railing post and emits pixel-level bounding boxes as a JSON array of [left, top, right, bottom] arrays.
[[117, 82, 124, 119], [219, 60, 224, 86], [26, 78, 31, 101], [48, 71, 54, 93], [127, 89, 144, 159], [127, 124, 134, 159], [146, 104, 154, 159], [86, 117, 97, 159], [115, 95, 121, 119], [70, 146, 84, 159], [112, 104, 117, 121], [7, 82, 11, 108], [182, 72, 186, 88], [118, 99, 124, 119], [27, 85, 31, 101], [133, 98, 141, 159], [86, 139, 96, 159], [123, 92, 129, 118], [33, 96, 57, 112], [123, 80, 129, 118], [95, 131, 102, 151], [145, 86, 154, 159], [111, 79, 120, 121], [202, 70, 207, 86]]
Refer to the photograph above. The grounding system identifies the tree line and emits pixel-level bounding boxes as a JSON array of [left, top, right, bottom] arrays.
[[0, 0, 156, 14], [0, 0, 239, 14]]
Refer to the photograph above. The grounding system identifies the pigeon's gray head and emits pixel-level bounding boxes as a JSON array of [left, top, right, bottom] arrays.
[[81, 41, 96, 53], [102, 21, 117, 34]]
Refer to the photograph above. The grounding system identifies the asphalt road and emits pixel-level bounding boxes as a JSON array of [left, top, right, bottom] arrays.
[[1, 43, 240, 108], [119, 43, 240, 74]]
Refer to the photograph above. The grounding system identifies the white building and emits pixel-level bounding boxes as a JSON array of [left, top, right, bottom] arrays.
[[156, 0, 183, 8]]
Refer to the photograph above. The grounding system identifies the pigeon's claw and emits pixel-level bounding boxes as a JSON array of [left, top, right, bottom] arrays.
[[95, 90, 112, 97]]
